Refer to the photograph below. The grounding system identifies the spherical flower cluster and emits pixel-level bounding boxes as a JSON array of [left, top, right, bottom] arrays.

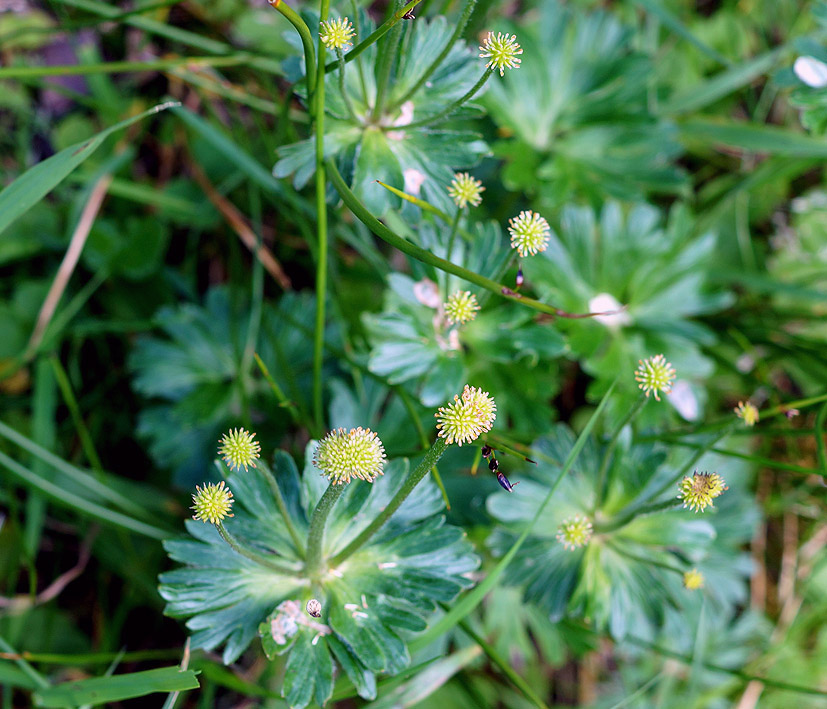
[[508, 211, 550, 257], [447, 172, 484, 208], [313, 427, 386, 484], [219, 428, 261, 471], [683, 568, 705, 590], [319, 17, 355, 51], [479, 31, 522, 76], [734, 401, 759, 427], [556, 515, 593, 551], [678, 471, 728, 513], [191, 481, 234, 524], [435, 385, 497, 446], [444, 290, 480, 325], [635, 354, 676, 402]]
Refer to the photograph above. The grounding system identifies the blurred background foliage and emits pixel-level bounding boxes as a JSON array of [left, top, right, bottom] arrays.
[[1, 0, 827, 705]]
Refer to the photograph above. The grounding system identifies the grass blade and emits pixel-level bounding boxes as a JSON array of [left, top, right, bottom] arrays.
[[410, 380, 617, 651]]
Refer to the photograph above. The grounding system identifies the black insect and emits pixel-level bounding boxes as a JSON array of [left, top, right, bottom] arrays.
[[482, 445, 519, 492], [402, 9, 415, 19], [515, 265, 524, 289]]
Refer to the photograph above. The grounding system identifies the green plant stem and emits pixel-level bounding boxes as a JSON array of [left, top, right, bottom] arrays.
[[595, 394, 646, 505], [312, 0, 330, 436], [327, 159, 602, 319], [409, 381, 616, 652], [0, 635, 50, 689], [597, 498, 681, 535], [305, 483, 347, 579], [396, 387, 451, 509], [389, 0, 477, 109], [257, 460, 307, 558], [253, 353, 302, 425], [444, 207, 462, 264], [391, 66, 492, 130], [370, 0, 405, 120], [336, 49, 358, 121], [329, 437, 448, 566], [215, 521, 299, 575], [815, 401, 827, 477], [270, 0, 316, 95], [0, 55, 250, 79], [449, 612, 549, 709]]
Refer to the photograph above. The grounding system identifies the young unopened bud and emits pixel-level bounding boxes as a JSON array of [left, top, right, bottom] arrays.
[[556, 515, 593, 551], [508, 211, 550, 257], [479, 31, 523, 76], [678, 471, 728, 513], [447, 172, 484, 208], [219, 428, 261, 471], [313, 427, 386, 484], [683, 568, 705, 590], [191, 481, 234, 524], [444, 290, 480, 325], [734, 401, 759, 427], [635, 354, 676, 401], [435, 385, 497, 446]]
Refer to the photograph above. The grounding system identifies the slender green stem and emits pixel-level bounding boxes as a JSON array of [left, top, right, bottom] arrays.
[[305, 483, 347, 578], [595, 394, 646, 505], [215, 521, 299, 574], [445, 208, 462, 263], [607, 541, 685, 575], [327, 159, 603, 319], [0, 635, 50, 689], [391, 66, 492, 130], [329, 437, 448, 566], [312, 0, 331, 436], [336, 48, 358, 121], [815, 401, 827, 477], [270, 0, 316, 95], [597, 498, 681, 535], [253, 353, 303, 425], [389, 0, 477, 110], [0, 55, 249, 79], [370, 0, 405, 120], [257, 460, 307, 558], [450, 611, 550, 709]]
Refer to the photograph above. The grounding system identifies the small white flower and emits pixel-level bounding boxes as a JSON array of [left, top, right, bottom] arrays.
[[794, 56, 827, 88]]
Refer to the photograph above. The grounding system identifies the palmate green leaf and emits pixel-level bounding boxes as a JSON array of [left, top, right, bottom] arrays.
[[274, 14, 488, 215], [160, 444, 477, 708], [0, 101, 179, 237], [523, 200, 728, 409], [130, 287, 316, 485], [486, 425, 755, 639], [33, 667, 199, 707], [484, 1, 686, 206]]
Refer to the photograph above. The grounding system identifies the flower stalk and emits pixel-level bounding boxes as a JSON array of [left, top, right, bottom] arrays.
[[215, 521, 299, 575], [257, 460, 307, 558], [305, 483, 347, 579]]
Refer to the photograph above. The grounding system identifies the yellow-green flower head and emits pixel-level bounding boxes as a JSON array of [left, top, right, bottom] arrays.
[[556, 515, 593, 551], [479, 31, 523, 76], [435, 385, 497, 446], [683, 568, 705, 590], [508, 210, 550, 257], [219, 428, 261, 471], [678, 470, 728, 513], [313, 427, 386, 484], [319, 17, 355, 51], [634, 354, 676, 402], [734, 401, 759, 427], [192, 481, 234, 524], [444, 290, 480, 325], [447, 172, 484, 208]]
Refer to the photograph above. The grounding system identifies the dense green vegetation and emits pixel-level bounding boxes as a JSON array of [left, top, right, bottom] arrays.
[[1, 0, 826, 705]]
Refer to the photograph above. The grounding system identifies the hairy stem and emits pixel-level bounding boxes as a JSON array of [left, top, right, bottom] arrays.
[[336, 48, 358, 121], [268, 0, 316, 96], [595, 394, 646, 505], [305, 483, 347, 579], [329, 437, 448, 566], [370, 0, 405, 120]]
